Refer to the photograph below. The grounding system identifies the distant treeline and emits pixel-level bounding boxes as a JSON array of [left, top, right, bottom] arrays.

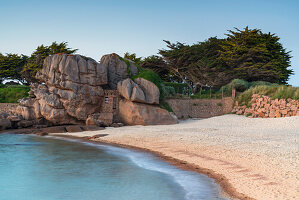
[[0, 27, 294, 95]]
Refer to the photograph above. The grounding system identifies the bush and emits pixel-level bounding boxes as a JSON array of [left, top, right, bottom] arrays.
[[131, 67, 172, 100], [0, 85, 30, 103], [221, 79, 249, 93], [163, 82, 189, 94]]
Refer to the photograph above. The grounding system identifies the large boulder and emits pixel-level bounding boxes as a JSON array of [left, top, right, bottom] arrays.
[[101, 53, 138, 89], [0, 119, 11, 130], [17, 54, 110, 125], [134, 78, 159, 104], [119, 100, 178, 125], [117, 78, 159, 104]]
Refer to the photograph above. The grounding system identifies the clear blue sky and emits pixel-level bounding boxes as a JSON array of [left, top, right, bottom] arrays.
[[0, 0, 298, 86]]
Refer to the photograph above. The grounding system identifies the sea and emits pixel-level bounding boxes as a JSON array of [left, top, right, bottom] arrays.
[[0, 134, 227, 200]]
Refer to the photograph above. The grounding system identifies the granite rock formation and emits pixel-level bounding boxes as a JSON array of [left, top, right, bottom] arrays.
[[8, 52, 178, 129], [117, 78, 178, 125], [117, 78, 159, 105], [15, 53, 137, 125]]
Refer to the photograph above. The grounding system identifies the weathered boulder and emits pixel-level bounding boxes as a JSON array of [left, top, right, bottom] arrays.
[[119, 100, 178, 125], [86, 113, 113, 127], [65, 125, 83, 133], [134, 78, 159, 104], [17, 120, 34, 128], [101, 53, 138, 89], [0, 119, 11, 130], [117, 78, 159, 104]]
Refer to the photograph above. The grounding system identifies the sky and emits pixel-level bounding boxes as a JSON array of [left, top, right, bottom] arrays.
[[0, 0, 298, 86]]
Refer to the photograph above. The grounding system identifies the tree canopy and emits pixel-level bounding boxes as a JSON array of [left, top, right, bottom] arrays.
[[0, 53, 28, 84], [21, 42, 78, 83], [219, 27, 293, 84], [140, 27, 293, 92]]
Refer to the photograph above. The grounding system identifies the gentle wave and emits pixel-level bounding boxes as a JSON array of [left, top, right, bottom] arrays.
[[46, 136, 226, 200]]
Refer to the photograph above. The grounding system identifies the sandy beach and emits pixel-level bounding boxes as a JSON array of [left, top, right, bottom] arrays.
[[51, 115, 299, 200]]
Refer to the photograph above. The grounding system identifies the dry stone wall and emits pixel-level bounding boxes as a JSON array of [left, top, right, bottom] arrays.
[[166, 97, 234, 119], [232, 94, 299, 118]]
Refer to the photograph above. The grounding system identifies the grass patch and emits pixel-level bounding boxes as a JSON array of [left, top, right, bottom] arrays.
[[0, 85, 30, 103]]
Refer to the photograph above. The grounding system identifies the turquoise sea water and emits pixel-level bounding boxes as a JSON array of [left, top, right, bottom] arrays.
[[0, 134, 226, 200]]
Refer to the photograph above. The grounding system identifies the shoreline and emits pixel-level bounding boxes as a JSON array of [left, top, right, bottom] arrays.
[[47, 134, 244, 200], [2, 114, 298, 200], [89, 139, 249, 200]]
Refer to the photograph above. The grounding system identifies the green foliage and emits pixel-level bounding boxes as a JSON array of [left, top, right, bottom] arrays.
[[163, 82, 189, 94], [118, 56, 132, 76], [124, 52, 142, 64], [131, 68, 163, 89], [219, 27, 293, 84], [249, 81, 277, 88], [160, 101, 173, 112], [0, 85, 30, 103], [191, 88, 223, 99], [161, 84, 176, 98], [246, 113, 252, 117], [220, 79, 249, 93], [140, 55, 174, 82], [0, 53, 28, 83], [217, 103, 223, 107], [158, 37, 228, 91], [22, 42, 77, 83], [237, 85, 299, 107]]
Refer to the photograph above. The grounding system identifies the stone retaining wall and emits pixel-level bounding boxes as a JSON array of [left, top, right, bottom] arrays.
[[232, 94, 299, 118], [166, 97, 234, 119]]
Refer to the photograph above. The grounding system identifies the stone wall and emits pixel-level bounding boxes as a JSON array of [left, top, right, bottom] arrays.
[[166, 97, 234, 119], [232, 94, 299, 118], [100, 90, 120, 123]]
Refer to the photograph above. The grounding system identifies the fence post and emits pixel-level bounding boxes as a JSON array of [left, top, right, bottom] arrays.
[[221, 87, 224, 99], [210, 87, 212, 99], [200, 87, 202, 98], [232, 84, 236, 99]]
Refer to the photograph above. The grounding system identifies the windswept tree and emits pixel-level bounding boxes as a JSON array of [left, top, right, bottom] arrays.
[[157, 37, 230, 92], [0, 53, 28, 84], [123, 52, 142, 64], [22, 42, 78, 83], [219, 27, 293, 84]]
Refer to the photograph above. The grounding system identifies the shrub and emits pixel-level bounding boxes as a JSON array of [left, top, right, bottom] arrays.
[[221, 79, 249, 93], [163, 82, 189, 95]]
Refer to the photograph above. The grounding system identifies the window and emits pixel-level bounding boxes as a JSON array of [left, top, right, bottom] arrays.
[[113, 97, 117, 109], [105, 97, 109, 103]]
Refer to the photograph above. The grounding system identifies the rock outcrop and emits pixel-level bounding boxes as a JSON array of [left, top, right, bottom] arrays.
[[232, 94, 299, 118], [117, 78, 177, 125], [16, 53, 137, 125], [8, 52, 177, 129], [100, 53, 138, 89], [117, 78, 159, 104], [118, 100, 178, 125]]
